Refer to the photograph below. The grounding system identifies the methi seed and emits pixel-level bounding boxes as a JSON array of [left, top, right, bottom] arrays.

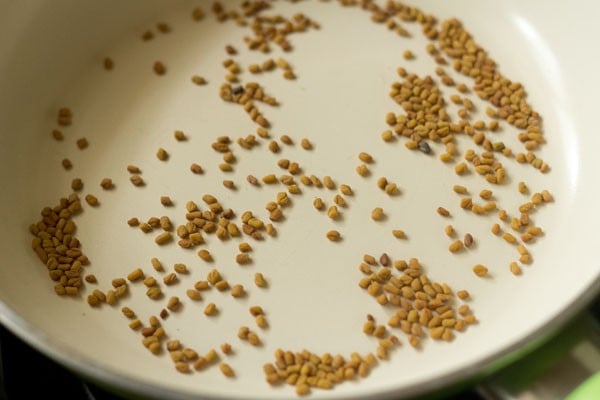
[[392, 230, 406, 239], [220, 363, 235, 377], [444, 225, 455, 237], [130, 175, 144, 186], [437, 207, 450, 217], [153, 61, 166, 75], [472, 264, 488, 277], [71, 178, 83, 191], [254, 273, 267, 287], [464, 233, 474, 247], [100, 178, 113, 190], [204, 303, 217, 316], [85, 195, 99, 207], [340, 184, 353, 195], [76, 138, 88, 149], [326, 230, 341, 241], [155, 232, 172, 245], [358, 152, 373, 163], [449, 240, 464, 253], [371, 207, 384, 221]]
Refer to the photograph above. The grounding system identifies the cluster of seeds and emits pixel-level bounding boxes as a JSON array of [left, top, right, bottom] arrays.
[[358, 255, 475, 347], [264, 349, 379, 396], [29, 194, 89, 296]]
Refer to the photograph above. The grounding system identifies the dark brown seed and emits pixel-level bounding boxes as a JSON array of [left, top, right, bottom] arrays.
[[379, 253, 390, 266], [418, 141, 432, 154]]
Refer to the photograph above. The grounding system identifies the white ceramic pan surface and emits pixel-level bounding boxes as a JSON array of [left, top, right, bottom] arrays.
[[0, 0, 599, 399]]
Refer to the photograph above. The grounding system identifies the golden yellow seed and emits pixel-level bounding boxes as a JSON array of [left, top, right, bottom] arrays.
[[323, 176, 335, 190], [327, 205, 339, 219], [313, 197, 324, 210], [204, 303, 217, 316], [453, 185, 468, 195], [454, 162, 469, 175], [127, 268, 144, 282], [385, 183, 398, 195], [510, 262, 522, 275], [502, 232, 517, 244], [262, 174, 277, 184], [457, 290, 470, 300], [326, 230, 341, 241], [356, 164, 369, 176], [403, 50, 414, 60], [371, 207, 384, 221], [219, 363, 235, 377], [154, 231, 172, 245], [198, 249, 213, 262], [340, 184, 353, 196], [392, 230, 406, 239], [473, 264, 488, 277], [358, 152, 373, 163], [444, 225, 455, 237], [449, 240, 463, 253], [491, 223, 501, 235], [542, 190, 553, 202], [129, 319, 142, 330], [437, 207, 450, 217], [381, 130, 394, 142], [254, 273, 267, 288]]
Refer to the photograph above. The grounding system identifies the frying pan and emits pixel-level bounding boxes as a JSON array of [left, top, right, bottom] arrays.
[[1, 0, 599, 399]]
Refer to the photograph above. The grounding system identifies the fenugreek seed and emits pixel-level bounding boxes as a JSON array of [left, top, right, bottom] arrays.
[[129, 319, 142, 330], [190, 163, 204, 174], [130, 175, 144, 186], [127, 268, 144, 282], [457, 290, 470, 300], [219, 363, 235, 378], [491, 223, 501, 235], [437, 207, 450, 217], [85, 274, 97, 284], [542, 190, 554, 202], [254, 273, 267, 288], [340, 184, 353, 196], [163, 273, 178, 285], [326, 230, 341, 241], [444, 225, 455, 237], [356, 164, 369, 176], [357, 153, 374, 166], [464, 233, 474, 248], [385, 183, 398, 195], [71, 178, 83, 191], [262, 174, 277, 184], [231, 284, 245, 298], [392, 230, 406, 239], [52, 129, 63, 141], [198, 249, 213, 262], [454, 162, 469, 175], [473, 264, 488, 277], [502, 232, 517, 244], [100, 178, 113, 190], [246, 175, 259, 186], [449, 240, 464, 253], [327, 205, 339, 219], [76, 138, 88, 150], [154, 232, 172, 245], [300, 138, 312, 150], [167, 296, 180, 311], [85, 194, 99, 207], [247, 332, 261, 346], [204, 303, 217, 316], [371, 207, 384, 221], [403, 50, 414, 60], [153, 61, 166, 75], [381, 130, 394, 142], [510, 262, 522, 275]]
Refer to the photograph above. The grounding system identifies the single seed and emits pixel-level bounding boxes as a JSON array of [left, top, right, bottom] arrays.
[[340, 184, 353, 195], [204, 303, 217, 316], [464, 233, 474, 247], [371, 207, 384, 221], [437, 207, 450, 217], [473, 264, 488, 277], [356, 164, 369, 176], [254, 273, 267, 288], [71, 178, 83, 191], [444, 225, 455, 237], [220, 363, 235, 378], [502, 232, 517, 244], [358, 152, 373, 163], [457, 290, 470, 300], [100, 178, 113, 190], [190, 163, 204, 174], [154, 232, 172, 245], [130, 175, 144, 186], [449, 240, 464, 253], [153, 61, 166, 75], [392, 230, 406, 239], [76, 138, 88, 150], [326, 230, 341, 241], [510, 262, 522, 276], [403, 50, 414, 60]]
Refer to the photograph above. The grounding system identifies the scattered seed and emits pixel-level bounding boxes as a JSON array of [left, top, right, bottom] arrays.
[[371, 207, 384, 221], [254, 273, 267, 288], [76, 138, 89, 150], [472, 264, 488, 277], [326, 230, 341, 241], [155, 232, 172, 245], [464, 233, 474, 247], [204, 303, 217, 316], [437, 207, 450, 217], [85, 194, 99, 207], [392, 230, 406, 239]]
